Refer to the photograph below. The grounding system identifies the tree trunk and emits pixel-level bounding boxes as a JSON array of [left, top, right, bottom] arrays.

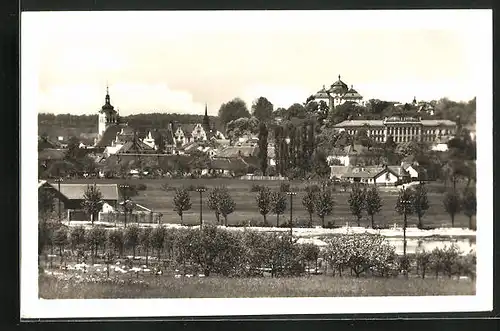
[[422, 267, 426, 279], [357, 216, 361, 227], [133, 246, 136, 259], [451, 214, 455, 227], [371, 214, 374, 228], [309, 213, 313, 228], [215, 212, 220, 225], [263, 214, 267, 226], [276, 214, 279, 227], [321, 216, 325, 228], [469, 216, 473, 230], [180, 213, 183, 226], [145, 247, 149, 267], [418, 215, 423, 229], [224, 215, 228, 227], [157, 248, 161, 261]]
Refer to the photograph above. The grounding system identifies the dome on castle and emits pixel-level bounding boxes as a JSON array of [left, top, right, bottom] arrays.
[[344, 85, 363, 99], [328, 75, 349, 95], [314, 85, 330, 99]]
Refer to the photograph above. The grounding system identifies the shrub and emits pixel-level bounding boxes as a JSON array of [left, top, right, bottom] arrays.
[[86, 226, 107, 262], [415, 249, 432, 279], [70, 226, 86, 252], [429, 244, 463, 278], [304, 184, 320, 193], [325, 233, 397, 278], [241, 231, 270, 276], [108, 229, 125, 258], [279, 182, 291, 193], [266, 233, 304, 277], [455, 252, 476, 280], [124, 225, 140, 259], [250, 183, 263, 192]]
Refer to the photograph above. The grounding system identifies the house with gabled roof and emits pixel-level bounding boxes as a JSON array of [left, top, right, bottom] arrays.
[[330, 165, 411, 185], [39, 181, 120, 220], [117, 137, 156, 154]]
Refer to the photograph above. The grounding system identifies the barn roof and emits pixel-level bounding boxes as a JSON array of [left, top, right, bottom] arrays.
[[46, 183, 119, 201]]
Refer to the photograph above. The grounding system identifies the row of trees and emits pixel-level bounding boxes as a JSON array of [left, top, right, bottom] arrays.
[[39, 222, 476, 279], [167, 182, 476, 230]]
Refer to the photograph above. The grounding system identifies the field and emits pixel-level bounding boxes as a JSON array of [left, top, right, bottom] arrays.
[[55, 178, 473, 228], [39, 273, 475, 299]]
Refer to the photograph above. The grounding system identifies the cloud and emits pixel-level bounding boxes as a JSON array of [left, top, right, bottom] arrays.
[[38, 83, 206, 116]]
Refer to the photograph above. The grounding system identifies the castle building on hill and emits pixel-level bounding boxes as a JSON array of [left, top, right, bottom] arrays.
[[312, 75, 364, 111]]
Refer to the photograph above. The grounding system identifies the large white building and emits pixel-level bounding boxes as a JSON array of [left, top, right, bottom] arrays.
[[333, 116, 457, 144]]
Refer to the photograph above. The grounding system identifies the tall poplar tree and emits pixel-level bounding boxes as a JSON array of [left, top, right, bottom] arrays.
[[257, 122, 269, 175]]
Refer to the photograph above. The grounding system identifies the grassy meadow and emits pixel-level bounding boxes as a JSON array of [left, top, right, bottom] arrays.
[[39, 273, 475, 299], [56, 178, 472, 228]]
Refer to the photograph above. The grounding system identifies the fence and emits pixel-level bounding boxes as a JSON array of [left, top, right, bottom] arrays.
[[67, 209, 164, 225], [240, 175, 288, 181], [98, 211, 164, 225]]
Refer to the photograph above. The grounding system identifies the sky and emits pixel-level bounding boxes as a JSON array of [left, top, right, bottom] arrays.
[[23, 10, 489, 116]]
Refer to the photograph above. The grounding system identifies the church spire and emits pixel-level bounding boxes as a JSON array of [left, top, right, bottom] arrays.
[[105, 83, 111, 105], [202, 102, 211, 136]]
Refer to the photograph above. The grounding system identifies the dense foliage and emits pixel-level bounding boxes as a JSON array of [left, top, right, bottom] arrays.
[[39, 222, 476, 280]]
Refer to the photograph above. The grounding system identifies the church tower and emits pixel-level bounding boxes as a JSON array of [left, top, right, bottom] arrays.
[[202, 103, 211, 138], [98, 85, 117, 139]]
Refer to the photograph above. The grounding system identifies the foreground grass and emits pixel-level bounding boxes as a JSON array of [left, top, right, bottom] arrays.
[[39, 274, 475, 299]]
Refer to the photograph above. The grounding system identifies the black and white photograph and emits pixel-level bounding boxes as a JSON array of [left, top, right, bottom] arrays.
[[21, 9, 492, 318]]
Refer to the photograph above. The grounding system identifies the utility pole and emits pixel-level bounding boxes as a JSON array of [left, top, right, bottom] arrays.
[[119, 184, 130, 227], [286, 191, 297, 241], [402, 197, 411, 278], [196, 187, 206, 228], [55, 177, 64, 223]]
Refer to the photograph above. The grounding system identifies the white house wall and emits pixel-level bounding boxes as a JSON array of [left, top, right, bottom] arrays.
[[375, 171, 399, 185], [406, 166, 419, 178]]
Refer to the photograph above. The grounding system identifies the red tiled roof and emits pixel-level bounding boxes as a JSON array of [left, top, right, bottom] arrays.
[[96, 125, 125, 148], [216, 146, 257, 158], [118, 139, 155, 154]]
